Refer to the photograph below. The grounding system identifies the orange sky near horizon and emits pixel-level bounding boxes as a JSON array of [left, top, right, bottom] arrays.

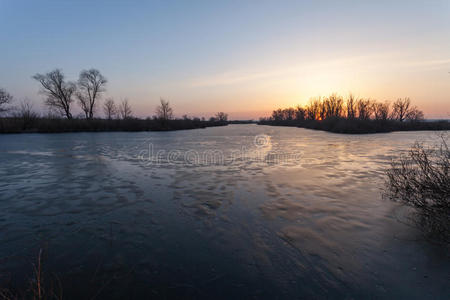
[[127, 52, 450, 120]]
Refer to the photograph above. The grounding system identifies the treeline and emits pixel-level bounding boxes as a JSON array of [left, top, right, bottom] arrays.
[[259, 94, 449, 133], [0, 69, 229, 133]]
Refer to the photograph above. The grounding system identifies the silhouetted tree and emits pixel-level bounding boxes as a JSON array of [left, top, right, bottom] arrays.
[[0, 88, 13, 114], [324, 94, 344, 118], [272, 108, 284, 121], [346, 94, 357, 119], [119, 99, 132, 119], [306, 98, 321, 120], [155, 98, 173, 120], [406, 106, 424, 121], [373, 101, 390, 120], [103, 98, 117, 120], [295, 105, 305, 121], [14, 99, 38, 129], [33, 69, 75, 119], [76, 69, 107, 119], [390, 98, 424, 122], [17, 99, 38, 118], [215, 112, 228, 122], [319, 100, 326, 120], [391, 98, 410, 122], [284, 108, 295, 120], [390, 98, 407, 121], [357, 98, 373, 120]]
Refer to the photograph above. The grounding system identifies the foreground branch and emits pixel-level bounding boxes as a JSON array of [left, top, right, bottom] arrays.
[[385, 136, 450, 241]]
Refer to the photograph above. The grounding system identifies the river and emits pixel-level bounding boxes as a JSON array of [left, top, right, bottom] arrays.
[[0, 124, 448, 299]]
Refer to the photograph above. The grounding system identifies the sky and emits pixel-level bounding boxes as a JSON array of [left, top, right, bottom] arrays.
[[1, 0, 449, 119]]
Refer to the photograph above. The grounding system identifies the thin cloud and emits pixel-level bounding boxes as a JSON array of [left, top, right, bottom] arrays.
[[186, 54, 385, 88], [186, 54, 450, 88], [400, 58, 450, 67]]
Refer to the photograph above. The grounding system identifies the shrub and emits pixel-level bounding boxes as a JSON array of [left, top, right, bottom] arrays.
[[385, 136, 450, 241]]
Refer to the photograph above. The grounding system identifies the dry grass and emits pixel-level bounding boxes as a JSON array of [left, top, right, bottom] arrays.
[[0, 249, 63, 300], [31, 249, 43, 300]]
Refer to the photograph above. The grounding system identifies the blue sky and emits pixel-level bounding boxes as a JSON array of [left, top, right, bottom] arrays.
[[1, 0, 449, 119]]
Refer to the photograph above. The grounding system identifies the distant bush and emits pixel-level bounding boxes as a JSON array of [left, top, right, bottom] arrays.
[[385, 136, 450, 241]]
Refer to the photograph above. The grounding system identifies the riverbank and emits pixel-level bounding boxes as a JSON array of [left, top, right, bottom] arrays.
[[0, 117, 227, 133], [258, 118, 450, 134]]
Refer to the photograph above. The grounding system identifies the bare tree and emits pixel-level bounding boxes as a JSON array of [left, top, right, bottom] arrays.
[[103, 98, 117, 120], [272, 108, 284, 121], [14, 99, 38, 129], [391, 98, 411, 122], [295, 105, 305, 121], [324, 94, 344, 118], [346, 94, 357, 119], [77, 69, 107, 119], [357, 99, 373, 120], [215, 112, 228, 122], [391, 98, 424, 122], [0, 88, 13, 114], [319, 100, 326, 120], [285, 108, 296, 120], [119, 99, 132, 119], [155, 98, 173, 120], [406, 106, 424, 122], [306, 98, 321, 120], [17, 99, 38, 119], [373, 101, 390, 120], [33, 69, 75, 119]]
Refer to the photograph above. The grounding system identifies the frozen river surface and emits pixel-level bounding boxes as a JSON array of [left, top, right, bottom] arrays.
[[0, 125, 448, 299]]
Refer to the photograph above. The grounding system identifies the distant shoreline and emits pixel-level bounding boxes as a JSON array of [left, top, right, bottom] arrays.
[[257, 118, 450, 134], [2, 118, 449, 135], [0, 118, 227, 134]]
